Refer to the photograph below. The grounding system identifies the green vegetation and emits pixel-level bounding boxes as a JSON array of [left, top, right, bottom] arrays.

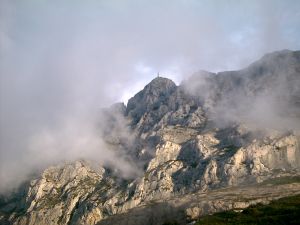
[[196, 194, 300, 225], [162, 220, 180, 225], [260, 176, 300, 186]]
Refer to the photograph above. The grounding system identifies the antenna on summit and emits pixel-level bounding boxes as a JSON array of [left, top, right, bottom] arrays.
[[157, 72, 160, 78]]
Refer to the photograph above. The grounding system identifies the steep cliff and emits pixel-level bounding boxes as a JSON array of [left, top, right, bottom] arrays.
[[1, 50, 300, 225]]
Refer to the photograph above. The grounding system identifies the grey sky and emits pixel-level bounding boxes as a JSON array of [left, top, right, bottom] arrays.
[[0, 0, 300, 192]]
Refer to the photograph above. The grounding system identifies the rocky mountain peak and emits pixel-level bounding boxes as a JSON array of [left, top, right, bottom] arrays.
[[127, 77, 176, 105], [241, 49, 300, 79], [1, 50, 300, 225], [145, 76, 176, 91], [260, 49, 298, 61], [126, 77, 177, 126]]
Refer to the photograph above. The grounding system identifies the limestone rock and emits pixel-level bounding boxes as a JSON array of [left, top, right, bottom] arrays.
[[1, 50, 300, 225]]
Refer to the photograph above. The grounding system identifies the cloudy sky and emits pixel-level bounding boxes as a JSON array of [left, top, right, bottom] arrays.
[[0, 0, 300, 192]]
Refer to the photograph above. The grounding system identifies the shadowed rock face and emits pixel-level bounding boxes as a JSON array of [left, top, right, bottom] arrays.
[[1, 50, 300, 225], [126, 77, 177, 127]]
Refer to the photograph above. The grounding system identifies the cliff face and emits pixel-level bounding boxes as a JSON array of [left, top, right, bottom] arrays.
[[1, 50, 300, 225]]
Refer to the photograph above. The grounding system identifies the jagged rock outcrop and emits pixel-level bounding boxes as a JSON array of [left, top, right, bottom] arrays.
[[1, 50, 300, 225]]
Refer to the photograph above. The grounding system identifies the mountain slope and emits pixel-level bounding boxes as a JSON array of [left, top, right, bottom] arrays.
[[1, 50, 300, 225]]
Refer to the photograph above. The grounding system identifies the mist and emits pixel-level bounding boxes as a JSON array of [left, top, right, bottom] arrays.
[[1, 0, 300, 193], [183, 50, 300, 132]]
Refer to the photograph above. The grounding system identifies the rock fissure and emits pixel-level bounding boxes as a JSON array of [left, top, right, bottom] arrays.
[[1, 50, 300, 225]]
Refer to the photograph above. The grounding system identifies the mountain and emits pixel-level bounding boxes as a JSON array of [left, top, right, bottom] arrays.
[[1, 50, 300, 225]]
